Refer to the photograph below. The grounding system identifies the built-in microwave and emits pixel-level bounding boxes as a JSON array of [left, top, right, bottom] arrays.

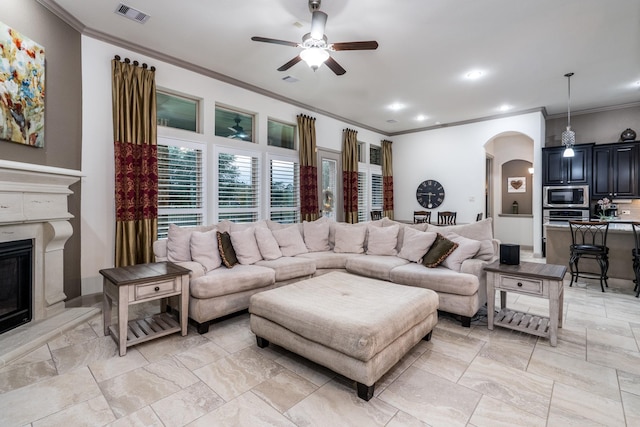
[[543, 185, 589, 208]]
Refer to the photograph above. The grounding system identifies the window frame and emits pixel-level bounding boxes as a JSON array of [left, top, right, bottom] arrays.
[[214, 105, 256, 143]]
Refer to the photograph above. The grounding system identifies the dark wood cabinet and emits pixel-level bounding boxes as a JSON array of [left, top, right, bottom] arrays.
[[542, 144, 592, 186], [592, 143, 638, 198]]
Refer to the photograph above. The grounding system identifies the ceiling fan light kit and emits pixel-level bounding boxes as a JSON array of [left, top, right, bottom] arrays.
[[251, 0, 378, 75]]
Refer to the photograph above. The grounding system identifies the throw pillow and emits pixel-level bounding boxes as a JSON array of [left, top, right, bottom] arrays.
[[366, 224, 399, 256], [190, 229, 221, 271], [397, 227, 438, 262], [441, 232, 482, 272], [217, 231, 238, 268], [271, 225, 309, 257], [230, 227, 263, 265], [303, 220, 331, 252], [167, 223, 193, 262], [333, 223, 367, 254], [422, 233, 458, 268], [255, 227, 282, 260]]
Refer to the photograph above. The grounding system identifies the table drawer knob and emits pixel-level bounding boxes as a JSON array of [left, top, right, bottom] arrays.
[[155, 286, 160, 291], [517, 282, 523, 287]]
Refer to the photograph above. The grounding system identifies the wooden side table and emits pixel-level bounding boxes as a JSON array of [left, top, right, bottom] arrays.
[[100, 262, 190, 356], [484, 261, 567, 347]]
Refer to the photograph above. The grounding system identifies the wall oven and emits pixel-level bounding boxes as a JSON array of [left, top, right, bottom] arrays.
[[543, 209, 590, 224], [543, 185, 589, 209]]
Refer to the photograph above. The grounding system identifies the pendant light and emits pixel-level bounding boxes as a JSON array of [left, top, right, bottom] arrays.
[[562, 72, 575, 158]]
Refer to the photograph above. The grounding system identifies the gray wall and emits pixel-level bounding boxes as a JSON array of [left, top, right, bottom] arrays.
[[2, 0, 83, 300], [501, 160, 533, 215], [546, 104, 640, 147]]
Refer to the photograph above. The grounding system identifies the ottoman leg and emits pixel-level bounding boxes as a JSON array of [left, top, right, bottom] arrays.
[[422, 331, 433, 341], [356, 382, 374, 401], [256, 336, 270, 348]]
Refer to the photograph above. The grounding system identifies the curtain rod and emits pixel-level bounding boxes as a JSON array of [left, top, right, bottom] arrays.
[[114, 55, 156, 71]]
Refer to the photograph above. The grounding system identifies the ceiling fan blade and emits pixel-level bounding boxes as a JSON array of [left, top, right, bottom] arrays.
[[310, 10, 328, 40], [331, 41, 379, 51], [324, 56, 346, 76], [277, 55, 303, 72], [251, 36, 299, 48]]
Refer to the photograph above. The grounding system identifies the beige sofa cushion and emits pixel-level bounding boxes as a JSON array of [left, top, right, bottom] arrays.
[[303, 219, 331, 252], [190, 229, 221, 272], [390, 263, 479, 296], [255, 257, 316, 281], [428, 218, 495, 261], [366, 224, 399, 256], [255, 227, 282, 260], [190, 264, 275, 299], [441, 232, 482, 272], [230, 227, 263, 265], [296, 251, 363, 269], [397, 227, 438, 262], [272, 225, 309, 257], [346, 255, 409, 281], [333, 223, 367, 253]]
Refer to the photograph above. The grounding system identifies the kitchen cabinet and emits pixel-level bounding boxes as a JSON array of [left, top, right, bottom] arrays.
[[592, 143, 638, 198], [542, 144, 593, 186]]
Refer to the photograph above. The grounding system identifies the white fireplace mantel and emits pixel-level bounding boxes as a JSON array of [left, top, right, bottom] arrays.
[[0, 160, 82, 321]]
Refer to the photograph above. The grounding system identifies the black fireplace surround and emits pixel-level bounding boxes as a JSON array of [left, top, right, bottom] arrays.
[[0, 239, 33, 335]]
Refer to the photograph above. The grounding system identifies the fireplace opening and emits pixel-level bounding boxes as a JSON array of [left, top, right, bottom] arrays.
[[0, 239, 33, 334]]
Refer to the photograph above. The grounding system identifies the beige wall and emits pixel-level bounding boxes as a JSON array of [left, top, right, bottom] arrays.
[[2, 0, 83, 299], [501, 160, 533, 215]]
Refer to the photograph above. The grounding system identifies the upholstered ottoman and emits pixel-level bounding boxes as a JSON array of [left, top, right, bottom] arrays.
[[249, 271, 439, 401]]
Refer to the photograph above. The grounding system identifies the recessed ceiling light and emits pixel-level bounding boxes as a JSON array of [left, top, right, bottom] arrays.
[[388, 103, 405, 111], [465, 70, 484, 80], [416, 115, 427, 121], [498, 104, 512, 112], [435, 121, 441, 125]]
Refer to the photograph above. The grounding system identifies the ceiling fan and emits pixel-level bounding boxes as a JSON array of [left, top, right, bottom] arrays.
[[251, 0, 378, 75], [228, 116, 249, 140]]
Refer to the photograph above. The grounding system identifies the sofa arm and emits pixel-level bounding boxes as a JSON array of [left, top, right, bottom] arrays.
[[153, 239, 168, 262], [460, 258, 490, 306]]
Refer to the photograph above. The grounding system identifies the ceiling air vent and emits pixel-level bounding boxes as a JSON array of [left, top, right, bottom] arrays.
[[114, 3, 150, 24]]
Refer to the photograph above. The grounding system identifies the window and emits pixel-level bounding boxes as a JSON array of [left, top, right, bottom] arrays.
[[357, 171, 367, 223], [156, 90, 199, 132], [268, 119, 296, 149], [215, 106, 254, 142], [370, 145, 382, 166], [217, 149, 260, 222], [157, 139, 205, 238], [269, 156, 299, 223], [371, 173, 383, 210], [357, 141, 366, 163]]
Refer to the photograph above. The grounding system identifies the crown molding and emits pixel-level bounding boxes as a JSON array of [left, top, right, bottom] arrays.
[[545, 101, 640, 120]]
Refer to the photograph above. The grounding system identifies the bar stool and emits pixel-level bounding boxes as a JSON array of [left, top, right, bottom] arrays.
[[632, 222, 640, 297], [568, 221, 609, 292]]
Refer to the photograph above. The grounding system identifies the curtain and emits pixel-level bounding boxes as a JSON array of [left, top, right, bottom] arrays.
[[112, 56, 158, 267], [297, 114, 319, 222], [342, 128, 359, 223], [382, 139, 394, 219]]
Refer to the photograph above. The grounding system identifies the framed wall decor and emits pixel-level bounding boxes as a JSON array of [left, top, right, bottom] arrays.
[[507, 176, 526, 193], [0, 21, 45, 148]]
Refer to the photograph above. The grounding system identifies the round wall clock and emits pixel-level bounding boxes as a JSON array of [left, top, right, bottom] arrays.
[[416, 180, 445, 209]]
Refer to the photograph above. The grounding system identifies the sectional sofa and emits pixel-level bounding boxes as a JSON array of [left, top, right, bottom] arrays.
[[153, 217, 499, 333]]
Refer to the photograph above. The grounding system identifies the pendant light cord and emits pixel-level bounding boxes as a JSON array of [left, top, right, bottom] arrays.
[[565, 72, 574, 128]]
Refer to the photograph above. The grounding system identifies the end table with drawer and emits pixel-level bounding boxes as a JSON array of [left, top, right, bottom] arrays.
[[100, 262, 191, 356], [484, 261, 567, 347]]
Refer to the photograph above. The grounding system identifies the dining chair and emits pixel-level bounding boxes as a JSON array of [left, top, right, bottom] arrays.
[[437, 211, 457, 225], [632, 222, 640, 297], [413, 210, 431, 224], [370, 210, 383, 220], [476, 213, 483, 221], [568, 220, 609, 292]]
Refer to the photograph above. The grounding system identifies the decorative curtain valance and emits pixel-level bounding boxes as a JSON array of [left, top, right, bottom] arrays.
[[297, 114, 319, 222], [382, 139, 394, 219], [342, 128, 359, 223], [112, 55, 158, 267]]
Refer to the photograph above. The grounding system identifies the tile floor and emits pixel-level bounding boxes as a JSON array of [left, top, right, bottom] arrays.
[[1, 253, 640, 426]]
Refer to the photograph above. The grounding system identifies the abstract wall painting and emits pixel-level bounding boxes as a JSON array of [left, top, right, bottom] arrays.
[[0, 21, 45, 148]]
